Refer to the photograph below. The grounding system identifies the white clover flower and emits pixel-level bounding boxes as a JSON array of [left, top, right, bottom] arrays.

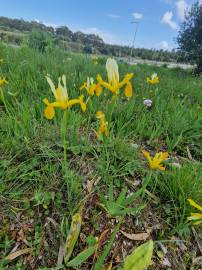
[[143, 99, 153, 107]]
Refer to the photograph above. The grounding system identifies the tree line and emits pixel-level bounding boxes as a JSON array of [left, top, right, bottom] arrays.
[[0, 16, 186, 63]]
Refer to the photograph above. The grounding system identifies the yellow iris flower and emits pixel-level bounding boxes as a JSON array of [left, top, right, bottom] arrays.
[[0, 77, 8, 86], [142, 150, 168, 171], [80, 77, 102, 96], [96, 111, 109, 138], [147, 73, 159, 85], [188, 199, 202, 225], [43, 75, 86, 120], [97, 58, 133, 97]]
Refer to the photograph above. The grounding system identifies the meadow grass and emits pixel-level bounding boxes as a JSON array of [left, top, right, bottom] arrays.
[[0, 43, 202, 269]]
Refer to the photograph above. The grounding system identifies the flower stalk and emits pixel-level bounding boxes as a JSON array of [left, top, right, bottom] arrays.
[[61, 109, 68, 166]]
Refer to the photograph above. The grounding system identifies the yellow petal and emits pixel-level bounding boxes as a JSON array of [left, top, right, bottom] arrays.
[[80, 82, 87, 91], [0, 78, 8, 86], [79, 95, 86, 112], [106, 58, 119, 85], [46, 75, 56, 97], [55, 87, 66, 102], [124, 73, 134, 81], [96, 111, 104, 119], [95, 84, 103, 96], [188, 213, 202, 225], [161, 152, 169, 160], [142, 150, 152, 164], [44, 105, 55, 120], [97, 74, 114, 93], [190, 213, 202, 219], [58, 76, 68, 101], [188, 199, 202, 212], [117, 73, 133, 90], [157, 165, 166, 171], [88, 84, 97, 95], [125, 82, 133, 98], [68, 98, 80, 106], [43, 98, 50, 106], [153, 152, 168, 164], [80, 102, 86, 112]]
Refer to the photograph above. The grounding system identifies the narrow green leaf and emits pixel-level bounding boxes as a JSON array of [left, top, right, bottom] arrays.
[[123, 187, 144, 207], [94, 218, 123, 270], [109, 182, 114, 202], [124, 240, 154, 270], [66, 245, 96, 267], [116, 187, 128, 205]]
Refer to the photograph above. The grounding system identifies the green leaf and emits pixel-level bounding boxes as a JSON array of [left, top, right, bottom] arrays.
[[124, 240, 154, 270], [66, 245, 96, 267], [109, 182, 114, 202], [123, 187, 144, 207], [64, 213, 82, 264], [116, 187, 128, 205], [94, 218, 123, 270]]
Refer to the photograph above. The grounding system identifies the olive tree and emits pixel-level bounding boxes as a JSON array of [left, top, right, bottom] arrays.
[[177, 1, 202, 73]]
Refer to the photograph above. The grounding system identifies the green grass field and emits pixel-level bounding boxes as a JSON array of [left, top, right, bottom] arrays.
[[0, 43, 202, 269]]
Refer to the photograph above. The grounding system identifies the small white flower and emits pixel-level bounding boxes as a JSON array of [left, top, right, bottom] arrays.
[[143, 99, 153, 107], [131, 143, 139, 149], [151, 73, 158, 80]]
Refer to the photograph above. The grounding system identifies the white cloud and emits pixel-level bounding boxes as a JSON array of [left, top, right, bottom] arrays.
[[106, 14, 120, 19], [159, 41, 169, 50], [81, 27, 119, 44], [33, 19, 58, 28], [34, 18, 40, 23], [176, 0, 189, 21], [161, 11, 177, 30], [132, 12, 143, 19], [43, 22, 59, 28]]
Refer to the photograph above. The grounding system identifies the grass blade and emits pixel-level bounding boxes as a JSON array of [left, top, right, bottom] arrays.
[[66, 245, 96, 267], [94, 218, 123, 270]]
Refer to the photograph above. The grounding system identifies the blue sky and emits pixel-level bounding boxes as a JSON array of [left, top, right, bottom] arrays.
[[0, 0, 200, 50]]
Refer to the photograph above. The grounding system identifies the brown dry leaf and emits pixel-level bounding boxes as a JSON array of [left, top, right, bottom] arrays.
[[45, 217, 58, 228], [86, 177, 101, 193], [145, 189, 160, 204], [5, 248, 33, 261], [121, 230, 150, 241], [162, 257, 171, 267], [102, 262, 112, 270], [192, 227, 202, 255], [93, 229, 110, 262], [187, 146, 194, 161], [9, 243, 20, 254], [171, 162, 182, 168], [57, 240, 65, 266], [191, 256, 202, 270], [115, 255, 121, 263], [86, 180, 94, 193]]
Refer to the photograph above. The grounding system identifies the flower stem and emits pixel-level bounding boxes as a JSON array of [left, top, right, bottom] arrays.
[[0, 88, 11, 116], [62, 110, 68, 166], [108, 95, 117, 123]]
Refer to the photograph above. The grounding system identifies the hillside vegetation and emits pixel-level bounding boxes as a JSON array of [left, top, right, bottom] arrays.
[[0, 16, 187, 63]]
